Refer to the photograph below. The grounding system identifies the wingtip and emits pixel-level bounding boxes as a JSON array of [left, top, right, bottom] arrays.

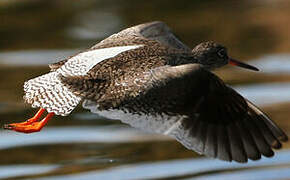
[[278, 134, 288, 142]]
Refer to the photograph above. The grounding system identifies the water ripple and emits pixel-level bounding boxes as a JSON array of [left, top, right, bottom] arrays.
[[0, 126, 168, 150], [0, 164, 58, 179], [234, 82, 290, 106], [38, 150, 290, 180]]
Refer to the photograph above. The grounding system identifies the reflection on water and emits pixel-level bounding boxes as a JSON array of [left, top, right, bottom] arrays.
[[0, 50, 77, 66], [234, 82, 290, 106], [0, 165, 58, 179], [194, 167, 290, 180], [0, 126, 168, 150], [1, 0, 290, 179], [68, 10, 122, 40], [38, 151, 290, 180], [250, 54, 290, 74]]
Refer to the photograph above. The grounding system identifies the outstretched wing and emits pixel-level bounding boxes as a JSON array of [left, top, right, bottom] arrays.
[[92, 21, 191, 51], [49, 21, 190, 71], [65, 63, 288, 162]]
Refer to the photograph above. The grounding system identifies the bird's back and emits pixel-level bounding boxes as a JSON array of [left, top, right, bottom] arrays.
[[59, 38, 196, 110]]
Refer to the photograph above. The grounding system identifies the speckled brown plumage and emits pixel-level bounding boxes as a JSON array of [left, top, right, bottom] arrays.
[[59, 40, 195, 109], [25, 21, 287, 163]]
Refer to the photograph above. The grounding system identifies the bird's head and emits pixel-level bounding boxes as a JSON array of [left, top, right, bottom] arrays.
[[192, 41, 259, 71]]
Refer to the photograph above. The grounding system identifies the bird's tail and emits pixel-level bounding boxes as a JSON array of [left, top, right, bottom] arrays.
[[23, 71, 81, 116]]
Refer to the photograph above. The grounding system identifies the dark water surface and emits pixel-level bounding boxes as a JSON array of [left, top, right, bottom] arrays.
[[1, 0, 290, 179]]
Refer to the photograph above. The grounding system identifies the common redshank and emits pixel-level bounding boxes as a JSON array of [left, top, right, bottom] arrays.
[[4, 21, 288, 163]]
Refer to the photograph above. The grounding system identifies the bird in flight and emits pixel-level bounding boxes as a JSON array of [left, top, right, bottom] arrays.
[[4, 21, 288, 163]]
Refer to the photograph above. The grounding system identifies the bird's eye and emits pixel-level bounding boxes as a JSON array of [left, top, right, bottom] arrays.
[[217, 49, 227, 58]]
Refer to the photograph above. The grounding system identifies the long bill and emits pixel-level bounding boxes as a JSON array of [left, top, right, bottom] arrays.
[[229, 58, 259, 71]]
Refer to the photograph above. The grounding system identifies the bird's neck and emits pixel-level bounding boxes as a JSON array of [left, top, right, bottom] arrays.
[[167, 53, 216, 71], [168, 53, 199, 66]]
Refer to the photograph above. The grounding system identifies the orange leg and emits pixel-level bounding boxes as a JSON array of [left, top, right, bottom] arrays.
[[9, 108, 46, 126], [4, 109, 54, 133]]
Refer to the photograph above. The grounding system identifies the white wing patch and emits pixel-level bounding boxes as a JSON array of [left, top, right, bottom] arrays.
[[82, 100, 187, 134], [82, 100, 205, 154], [24, 45, 143, 116], [59, 45, 143, 76]]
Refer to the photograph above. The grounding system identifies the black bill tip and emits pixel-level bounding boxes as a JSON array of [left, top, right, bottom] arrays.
[[229, 58, 259, 71]]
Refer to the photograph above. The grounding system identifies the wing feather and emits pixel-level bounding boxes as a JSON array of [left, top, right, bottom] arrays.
[[227, 123, 247, 162], [204, 124, 217, 158], [92, 21, 190, 51], [74, 63, 288, 162], [235, 120, 261, 160], [217, 125, 232, 161], [49, 21, 190, 71]]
